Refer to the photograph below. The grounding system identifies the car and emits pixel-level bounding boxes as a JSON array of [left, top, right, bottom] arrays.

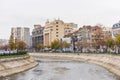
[[0, 50, 4, 55]]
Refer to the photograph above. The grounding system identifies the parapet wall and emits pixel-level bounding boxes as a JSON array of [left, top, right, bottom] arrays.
[[29, 53, 120, 77], [0, 56, 38, 77]]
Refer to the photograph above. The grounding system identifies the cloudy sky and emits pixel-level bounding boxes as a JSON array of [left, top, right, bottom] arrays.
[[0, 0, 120, 39]]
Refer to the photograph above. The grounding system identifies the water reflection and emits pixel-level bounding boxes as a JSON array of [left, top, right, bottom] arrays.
[[2, 58, 120, 80]]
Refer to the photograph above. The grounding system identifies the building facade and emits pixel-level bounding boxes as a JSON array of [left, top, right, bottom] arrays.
[[74, 26, 107, 50], [43, 19, 77, 46], [11, 27, 30, 47], [32, 24, 44, 49], [112, 21, 120, 38]]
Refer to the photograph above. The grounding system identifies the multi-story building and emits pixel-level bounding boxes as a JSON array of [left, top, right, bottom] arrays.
[[76, 26, 92, 47], [112, 21, 120, 38], [43, 19, 77, 46], [32, 24, 44, 48], [11, 27, 30, 47], [75, 26, 106, 48], [102, 27, 112, 39]]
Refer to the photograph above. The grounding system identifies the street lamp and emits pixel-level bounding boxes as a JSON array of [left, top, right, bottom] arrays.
[[71, 34, 77, 53], [60, 38, 63, 52]]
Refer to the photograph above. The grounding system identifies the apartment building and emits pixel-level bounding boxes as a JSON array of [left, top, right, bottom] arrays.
[[11, 27, 30, 47], [43, 19, 77, 46]]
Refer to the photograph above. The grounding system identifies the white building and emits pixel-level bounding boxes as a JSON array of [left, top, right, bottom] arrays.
[[11, 27, 30, 47], [112, 21, 120, 38]]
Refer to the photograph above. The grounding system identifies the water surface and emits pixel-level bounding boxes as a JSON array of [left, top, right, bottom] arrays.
[[2, 58, 119, 80]]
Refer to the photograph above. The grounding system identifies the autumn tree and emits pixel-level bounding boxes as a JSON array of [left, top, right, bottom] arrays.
[[9, 34, 17, 50], [17, 41, 27, 50], [115, 34, 120, 46], [51, 39, 61, 50], [37, 44, 44, 50], [62, 41, 70, 48], [105, 37, 115, 49]]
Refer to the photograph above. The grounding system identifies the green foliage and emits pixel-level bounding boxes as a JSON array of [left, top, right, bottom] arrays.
[[51, 39, 61, 50], [9, 34, 17, 50], [37, 44, 44, 50], [0, 54, 28, 59], [105, 37, 115, 49], [115, 34, 120, 46], [62, 41, 70, 48]]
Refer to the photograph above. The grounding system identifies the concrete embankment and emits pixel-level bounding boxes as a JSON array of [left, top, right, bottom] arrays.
[[0, 56, 38, 77], [29, 53, 120, 77]]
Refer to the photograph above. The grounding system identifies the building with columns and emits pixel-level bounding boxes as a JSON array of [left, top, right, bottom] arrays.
[[43, 19, 77, 46], [32, 24, 44, 49]]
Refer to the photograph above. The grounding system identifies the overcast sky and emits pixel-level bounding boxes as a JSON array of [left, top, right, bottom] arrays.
[[0, 0, 120, 39]]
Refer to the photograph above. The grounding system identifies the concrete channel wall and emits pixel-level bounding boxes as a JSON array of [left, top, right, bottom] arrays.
[[29, 53, 120, 77], [0, 56, 38, 77]]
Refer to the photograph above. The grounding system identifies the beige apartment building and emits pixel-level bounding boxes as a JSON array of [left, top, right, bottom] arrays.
[[44, 19, 77, 46]]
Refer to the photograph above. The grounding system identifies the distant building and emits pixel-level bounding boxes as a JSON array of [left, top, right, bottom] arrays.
[[0, 39, 8, 46], [102, 27, 112, 39], [61, 37, 72, 52], [112, 21, 120, 38], [44, 19, 77, 46], [11, 27, 30, 47], [32, 24, 44, 48], [67, 26, 106, 50]]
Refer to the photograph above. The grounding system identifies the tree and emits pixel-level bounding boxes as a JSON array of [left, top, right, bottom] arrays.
[[9, 34, 16, 50], [105, 37, 115, 49], [17, 41, 27, 50], [0, 45, 9, 50], [37, 44, 44, 50], [115, 34, 120, 46], [51, 39, 61, 50], [62, 41, 70, 48]]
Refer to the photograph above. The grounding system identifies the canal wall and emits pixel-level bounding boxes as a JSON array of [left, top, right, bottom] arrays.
[[29, 53, 120, 77], [0, 56, 38, 77]]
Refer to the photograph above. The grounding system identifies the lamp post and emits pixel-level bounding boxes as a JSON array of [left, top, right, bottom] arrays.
[[72, 38, 75, 53], [60, 38, 63, 52], [71, 34, 77, 53]]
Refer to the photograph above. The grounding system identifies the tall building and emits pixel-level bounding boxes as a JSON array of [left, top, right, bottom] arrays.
[[11, 27, 30, 47], [32, 24, 44, 48], [44, 19, 77, 46]]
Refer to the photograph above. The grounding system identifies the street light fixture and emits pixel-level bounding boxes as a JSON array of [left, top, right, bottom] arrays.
[[71, 34, 77, 53]]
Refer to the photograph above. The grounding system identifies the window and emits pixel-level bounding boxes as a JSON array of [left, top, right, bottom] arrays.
[[56, 32, 58, 34], [56, 35, 58, 37], [56, 29, 58, 30], [56, 22, 58, 24], [56, 25, 58, 27]]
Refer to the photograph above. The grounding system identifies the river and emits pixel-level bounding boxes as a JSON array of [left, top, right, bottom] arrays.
[[1, 57, 120, 80]]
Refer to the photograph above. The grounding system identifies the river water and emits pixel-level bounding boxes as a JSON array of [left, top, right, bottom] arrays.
[[2, 58, 120, 80]]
